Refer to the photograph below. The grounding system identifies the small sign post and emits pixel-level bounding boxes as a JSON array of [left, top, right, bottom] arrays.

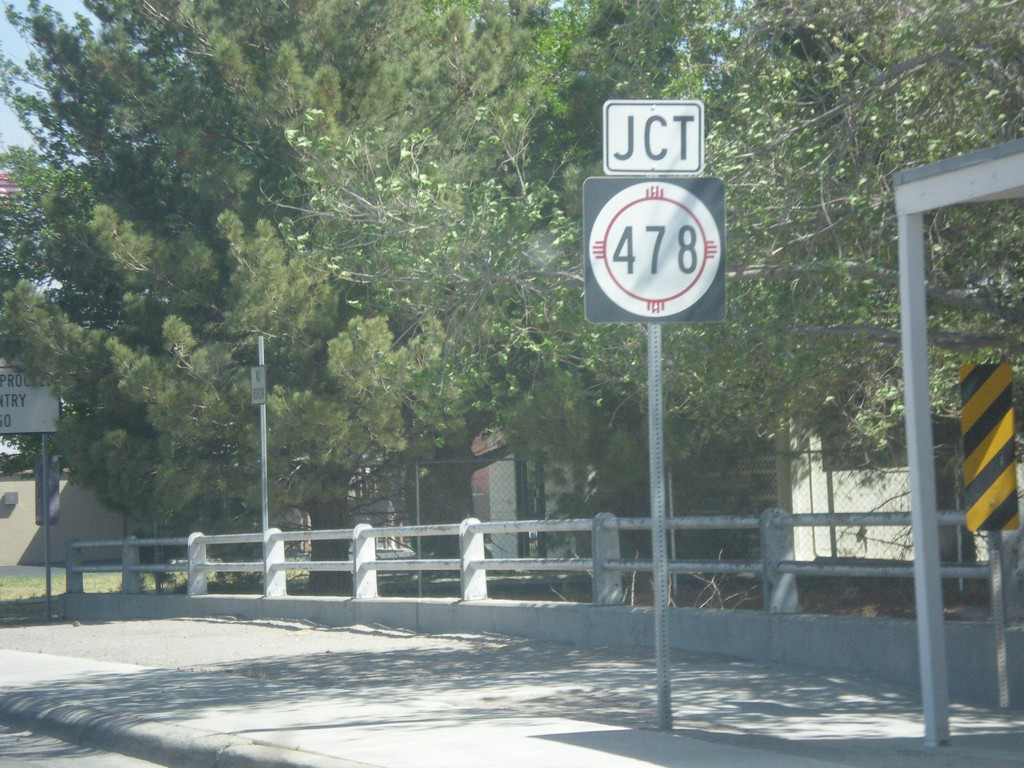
[[252, 340, 269, 542], [40, 436, 55, 620], [0, 361, 60, 620], [584, 101, 725, 732]]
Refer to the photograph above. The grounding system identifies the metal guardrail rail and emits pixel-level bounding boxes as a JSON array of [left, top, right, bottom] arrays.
[[65, 509, 1005, 617]]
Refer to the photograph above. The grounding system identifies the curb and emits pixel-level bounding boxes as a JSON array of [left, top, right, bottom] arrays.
[[0, 695, 375, 768]]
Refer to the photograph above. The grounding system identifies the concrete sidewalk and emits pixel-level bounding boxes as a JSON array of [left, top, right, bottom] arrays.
[[0, 620, 1022, 768], [0, 650, 835, 768]]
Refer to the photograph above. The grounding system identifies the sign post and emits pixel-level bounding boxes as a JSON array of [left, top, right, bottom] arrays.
[[251, 338, 271, 595], [41, 435, 54, 620], [0, 361, 60, 620], [252, 339, 269, 539], [585, 101, 725, 731], [645, 321, 673, 731]]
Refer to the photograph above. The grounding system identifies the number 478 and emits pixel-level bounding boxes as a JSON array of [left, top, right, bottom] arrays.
[[612, 225, 699, 275]]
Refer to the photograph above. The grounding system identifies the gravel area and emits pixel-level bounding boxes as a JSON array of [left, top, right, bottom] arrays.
[[0, 617, 485, 670]]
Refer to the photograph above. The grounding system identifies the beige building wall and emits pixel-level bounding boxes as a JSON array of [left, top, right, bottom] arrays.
[[0, 475, 126, 565]]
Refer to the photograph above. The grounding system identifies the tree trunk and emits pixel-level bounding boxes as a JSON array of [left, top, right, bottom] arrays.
[[306, 502, 352, 595], [416, 434, 511, 557]]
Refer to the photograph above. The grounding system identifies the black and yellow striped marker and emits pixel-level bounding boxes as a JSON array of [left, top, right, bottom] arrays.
[[959, 363, 1019, 532]]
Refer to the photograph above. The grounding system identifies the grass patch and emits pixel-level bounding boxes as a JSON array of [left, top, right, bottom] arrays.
[[0, 574, 124, 601], [0, 571, 176, 625], [0, 572, 166, 626], [0, 576, 52, 602]]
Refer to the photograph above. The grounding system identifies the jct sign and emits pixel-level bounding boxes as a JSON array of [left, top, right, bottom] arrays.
[[0, 362, 59, 434], [604, 100, 704, 176]]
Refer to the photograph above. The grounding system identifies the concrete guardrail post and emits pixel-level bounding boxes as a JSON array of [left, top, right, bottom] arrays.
[[187, 532, 208, 596], [460, 518, 487, 600], [353, 524, 378, 599], [65, 540, 83, 594], [761, 508, 798, 613], [592, 512, 623, 605], [264, 527, 287, 597], [122, 536, 142, 594]]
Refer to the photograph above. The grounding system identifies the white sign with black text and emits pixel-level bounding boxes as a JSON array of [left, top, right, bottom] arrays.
[[0, 362, 59, 434], [603, 100, 704, 176]]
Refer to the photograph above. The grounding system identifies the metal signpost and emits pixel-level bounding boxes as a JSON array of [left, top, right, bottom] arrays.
[[894, 138, 1024, 746], [251, 339, 269, 537], [35, 446, 59, 618], [585, 100, 725, 731], [251, 338, 271, 595], [0, 362, 60, 619]]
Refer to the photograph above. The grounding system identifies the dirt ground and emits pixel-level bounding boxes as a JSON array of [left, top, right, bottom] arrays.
[[480, 572, 993, 620]]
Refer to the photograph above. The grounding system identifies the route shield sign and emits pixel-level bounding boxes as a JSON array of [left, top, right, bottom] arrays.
[[583, 177, 726, 323]]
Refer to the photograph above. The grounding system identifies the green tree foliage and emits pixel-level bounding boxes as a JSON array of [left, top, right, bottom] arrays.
[[0, 0, 464, 537], [699, 0, 1024, 459], [285, 0, 741, 517], [1, 0, 1022, 540]]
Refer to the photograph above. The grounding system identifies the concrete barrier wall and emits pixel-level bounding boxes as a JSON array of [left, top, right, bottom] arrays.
[[63, 592, 1022, 709]]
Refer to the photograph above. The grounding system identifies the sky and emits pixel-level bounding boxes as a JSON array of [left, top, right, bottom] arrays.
[[0, 0, 89, 150]]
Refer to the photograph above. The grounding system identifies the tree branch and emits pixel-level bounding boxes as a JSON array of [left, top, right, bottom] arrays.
[[794, 323, 1024, 352], [728, 260, 1024, 328]]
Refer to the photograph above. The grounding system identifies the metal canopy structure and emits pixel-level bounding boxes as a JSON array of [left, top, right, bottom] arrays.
[[894, 137, 1024, 748]]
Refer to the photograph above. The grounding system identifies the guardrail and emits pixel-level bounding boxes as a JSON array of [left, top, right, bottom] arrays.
[[65, 509, 1005, 615]]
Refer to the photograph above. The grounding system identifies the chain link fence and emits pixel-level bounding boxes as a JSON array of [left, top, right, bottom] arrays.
[[790, 448, 915, 560], [788, 446, 987, 566], [346, 457, 545, 559], [319, 444, 1000, 569], [664, 439, 993, 569]]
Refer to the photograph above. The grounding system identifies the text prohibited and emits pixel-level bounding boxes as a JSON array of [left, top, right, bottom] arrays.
[[959, 363, 1019, 531], [0, 362, 59, 434], [584, 177, 725, 323]]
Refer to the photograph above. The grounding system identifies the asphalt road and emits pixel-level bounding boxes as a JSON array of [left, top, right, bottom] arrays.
[[0, 724, 166, 768]]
